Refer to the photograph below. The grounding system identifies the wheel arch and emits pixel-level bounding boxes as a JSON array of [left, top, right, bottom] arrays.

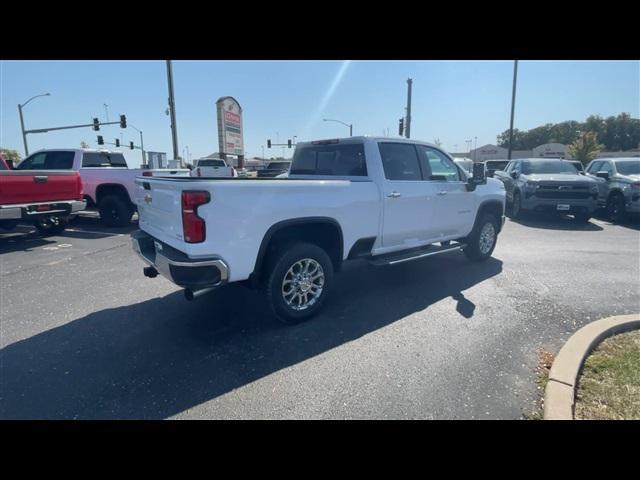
[[250, 217, 344, 287], [475, 200, 505, 233], [95, 183, 133, 206]]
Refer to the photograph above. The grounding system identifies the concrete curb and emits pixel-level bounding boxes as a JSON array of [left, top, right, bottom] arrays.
[[543, 313, 640, 420]]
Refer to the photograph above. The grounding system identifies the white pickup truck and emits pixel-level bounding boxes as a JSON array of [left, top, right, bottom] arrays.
[[190, 158, 237, 177], [132, 137, 506, 323], [15, 149, 189, 226]]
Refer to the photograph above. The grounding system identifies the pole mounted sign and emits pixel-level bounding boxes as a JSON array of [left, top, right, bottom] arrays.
[[216, 96, 244, 157]]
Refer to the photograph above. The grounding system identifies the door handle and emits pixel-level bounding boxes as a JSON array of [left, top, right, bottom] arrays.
[[437, 191, 447, 196], [34, 176, 48, 183], [387, 192, 401, 198]]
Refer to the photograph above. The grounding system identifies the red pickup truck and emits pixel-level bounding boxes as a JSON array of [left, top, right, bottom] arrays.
[[0, 154, 86, 235]]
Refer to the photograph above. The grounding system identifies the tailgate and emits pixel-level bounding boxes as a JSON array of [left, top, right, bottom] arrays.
[[136, 177, 189, 248], [0, 171, 80, 205]]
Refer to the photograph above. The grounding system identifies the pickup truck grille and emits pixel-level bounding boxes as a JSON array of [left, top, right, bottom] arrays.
[[535, 184, 591, 199]]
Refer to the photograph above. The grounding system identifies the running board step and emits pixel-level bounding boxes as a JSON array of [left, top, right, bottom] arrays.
[[368, 242, 466, 267]]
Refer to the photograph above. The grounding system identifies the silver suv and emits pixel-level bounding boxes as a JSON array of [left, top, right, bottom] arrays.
[[585, 158, 640, 222], [494, 158, 599, 222]]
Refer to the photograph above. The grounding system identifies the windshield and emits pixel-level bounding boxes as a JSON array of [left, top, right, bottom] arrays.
[[615, 161, 640, 175], [198, 160, 226, 167], [522, 160, 579, 175]]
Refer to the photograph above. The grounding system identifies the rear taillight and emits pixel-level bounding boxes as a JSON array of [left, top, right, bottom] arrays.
[[142, 171, 153, 177], [182, 190, 210, 243]]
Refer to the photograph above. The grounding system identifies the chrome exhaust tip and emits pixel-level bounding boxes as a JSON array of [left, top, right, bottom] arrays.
[[184, 287, 216, 301]]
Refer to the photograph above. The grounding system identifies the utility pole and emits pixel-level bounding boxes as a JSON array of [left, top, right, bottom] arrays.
[[166, 60, 180, 166], [405, 78, 413, 139], [104, 103, 110, 122], [507, 60, 519, 161]]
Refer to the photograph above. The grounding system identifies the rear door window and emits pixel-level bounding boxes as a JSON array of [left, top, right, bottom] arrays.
[[378, 143, 421, 181], [16, 151, 74, 170], [290, 144, 367, 176]]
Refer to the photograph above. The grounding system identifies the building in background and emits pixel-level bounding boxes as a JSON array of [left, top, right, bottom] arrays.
[[451, 143, 640, 162]]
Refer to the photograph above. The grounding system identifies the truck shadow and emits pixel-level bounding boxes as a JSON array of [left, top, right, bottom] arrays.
[[509, 214, 604, 231], [0, 254, 502, 419]]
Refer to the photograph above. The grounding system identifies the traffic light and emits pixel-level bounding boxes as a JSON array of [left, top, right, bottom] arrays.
[[97, 135, 104, 145], [288, 139, 292, 148], [119, 114, 127, 128], [130, 141, 134, 150], [93, 118, 100, 131], [398, 118, 404, 136], [115, 139, 120, 147], [267, 139, 271, 148]]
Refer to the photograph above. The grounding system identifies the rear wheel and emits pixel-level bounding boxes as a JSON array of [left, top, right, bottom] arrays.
[[34, 216, 68, 236], [606, 193, 626, 223], [98, 195, 133, 227], [464, 213, 499, 262], [265, 242, 334, 324]]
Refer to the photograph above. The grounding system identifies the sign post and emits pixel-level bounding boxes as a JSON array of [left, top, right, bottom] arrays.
[[216, 96, 244, 169]]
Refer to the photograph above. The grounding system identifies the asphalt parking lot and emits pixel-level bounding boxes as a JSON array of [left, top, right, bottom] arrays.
[[1, 212, 638, 419]]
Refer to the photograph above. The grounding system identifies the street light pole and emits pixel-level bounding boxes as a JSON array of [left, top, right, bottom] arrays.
[[17, 92, 51, 157], [166, 60, 180, 166], [323, 118, 353, 137], [405, 78, 413, 139], [507, 60, 519, 161]]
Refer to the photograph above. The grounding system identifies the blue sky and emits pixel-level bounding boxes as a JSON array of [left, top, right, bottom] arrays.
[[1, 60, 638, 167]]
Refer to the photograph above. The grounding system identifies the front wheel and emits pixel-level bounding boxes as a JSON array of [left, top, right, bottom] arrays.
[[34, 216, 68, 236], [606, 194, 626, 223], [509, 191, 522, 219], [464, 213, 499, 262], [265, 242, 334, 324]]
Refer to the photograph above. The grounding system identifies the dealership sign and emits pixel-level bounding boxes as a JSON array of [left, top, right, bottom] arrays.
[[216, 97, 244, 156]]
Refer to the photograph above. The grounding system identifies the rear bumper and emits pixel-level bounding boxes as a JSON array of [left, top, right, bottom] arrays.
[[0, 199, 86, 220], [131, 230, 229, 289]]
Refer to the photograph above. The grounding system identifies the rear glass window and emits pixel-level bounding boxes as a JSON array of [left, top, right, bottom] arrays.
[[17, 151, 75, 170], [197, 160, 226, 167], [82, 152, 127, 167], [267, 162, 291, 169], [290, 144, 367, 176]]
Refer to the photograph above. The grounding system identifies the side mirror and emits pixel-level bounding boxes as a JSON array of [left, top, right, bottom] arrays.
[[595, 171, 610, 180], [467, 163, 486, 191]]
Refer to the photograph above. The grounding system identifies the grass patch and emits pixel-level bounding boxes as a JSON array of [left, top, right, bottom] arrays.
[[524, 348, 555, 420], [575, 330, 640, 420]]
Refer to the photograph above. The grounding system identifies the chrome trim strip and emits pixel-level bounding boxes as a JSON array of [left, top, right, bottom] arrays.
[[387, 245, 465, 265]]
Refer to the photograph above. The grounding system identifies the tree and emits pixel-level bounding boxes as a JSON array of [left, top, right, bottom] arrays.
[[568, 132, 603, 166], [0, 148, 22, 162]]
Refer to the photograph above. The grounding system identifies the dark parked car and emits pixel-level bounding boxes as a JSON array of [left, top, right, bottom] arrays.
[[585, 157, 640, 223], [257, 161, 291, 178], [493, 158, 599, 222], [484, 160, 509, 177]]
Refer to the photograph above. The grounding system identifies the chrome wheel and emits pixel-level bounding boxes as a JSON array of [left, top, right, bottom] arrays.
[[281, 258, 325, 311], [479, 222, 496, 255]]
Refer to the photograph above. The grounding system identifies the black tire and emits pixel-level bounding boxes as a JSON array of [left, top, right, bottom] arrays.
[[464, 213, 499, 262], [573, 213, 591, 223], [98, 195, 133, 227], [606, 193, 627, 223], [0, 220, 20, 232], [34, 216, 68, 236], [509, 191, 522, 219], [265, 242, 334, 324]]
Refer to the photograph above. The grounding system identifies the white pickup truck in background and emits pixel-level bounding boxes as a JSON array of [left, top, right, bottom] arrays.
[[190, 158, 237, 178], [132, 137, 506, 323], [15, 149, 189, 226]]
